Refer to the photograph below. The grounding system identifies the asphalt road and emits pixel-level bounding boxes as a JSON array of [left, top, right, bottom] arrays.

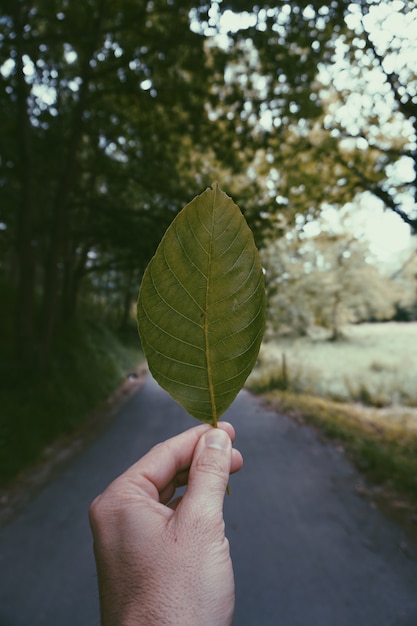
[[1, 374, 417, 626]]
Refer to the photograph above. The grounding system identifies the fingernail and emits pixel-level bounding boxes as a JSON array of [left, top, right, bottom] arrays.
[[205, 428, 230, 450]]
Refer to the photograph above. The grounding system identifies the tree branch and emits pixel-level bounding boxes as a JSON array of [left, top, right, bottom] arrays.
[[335, 150, 417, 234]]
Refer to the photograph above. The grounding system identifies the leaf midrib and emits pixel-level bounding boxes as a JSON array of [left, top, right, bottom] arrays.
[[205, 186, 218, 426]]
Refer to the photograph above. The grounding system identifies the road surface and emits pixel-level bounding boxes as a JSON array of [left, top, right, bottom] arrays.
[[0, 374, 417, 625]]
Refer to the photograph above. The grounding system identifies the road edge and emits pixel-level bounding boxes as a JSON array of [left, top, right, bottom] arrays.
[[0, 364, 148, 527]]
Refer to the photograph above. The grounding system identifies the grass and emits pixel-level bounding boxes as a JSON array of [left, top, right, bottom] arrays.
[[0, 319, 143, 485], [246, 322, 417, 519], [250, 322, 417, 407]]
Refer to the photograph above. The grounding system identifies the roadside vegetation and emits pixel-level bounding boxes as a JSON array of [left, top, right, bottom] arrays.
[[0, 311, 142, 486], [247, 322, 417, 516]]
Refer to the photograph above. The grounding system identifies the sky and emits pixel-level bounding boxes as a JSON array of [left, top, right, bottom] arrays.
[[351, 201, 413, 266]]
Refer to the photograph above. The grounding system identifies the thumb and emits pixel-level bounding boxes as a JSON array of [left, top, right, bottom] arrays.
[[179, 428, 232, 525]]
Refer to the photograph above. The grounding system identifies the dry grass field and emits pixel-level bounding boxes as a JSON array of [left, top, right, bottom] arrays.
[[250, 322, 417, 414]]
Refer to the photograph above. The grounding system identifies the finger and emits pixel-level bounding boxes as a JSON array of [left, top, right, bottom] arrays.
[[121, 422, 237, 501], [230, 447, 244, 474], [158, 469, 189, 505], [168, 495, 183, 511], [160, 448, 243, 506], [177, 428, 234, 528]]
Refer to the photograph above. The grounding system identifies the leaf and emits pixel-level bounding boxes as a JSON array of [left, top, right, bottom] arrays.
[[137, 183, 266, 425]]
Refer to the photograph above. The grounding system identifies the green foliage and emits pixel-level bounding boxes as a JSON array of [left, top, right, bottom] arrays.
[[137, 184, 266, 425], [0, 0, 221, 369], [222, 2, 417, 233], [0, 320, 142, 485]]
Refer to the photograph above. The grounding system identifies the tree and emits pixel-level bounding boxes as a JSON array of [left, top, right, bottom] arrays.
[[197, 1, 351, 233], [206, 1, 416, 233], [392, 249, 417, 320], [0, 0, 216, 370], [262, 227, 401, 339], [2, 0, 415, 373]]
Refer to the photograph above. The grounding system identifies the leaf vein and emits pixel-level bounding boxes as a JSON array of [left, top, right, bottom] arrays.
[[141, 299, 205, 352], [149, 261, 203, 329], [164, 237, 205, 312], [173, 221, 208, 282], [150, 364, 210, 392]]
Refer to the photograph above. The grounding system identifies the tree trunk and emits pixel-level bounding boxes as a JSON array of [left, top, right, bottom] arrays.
[[119, 272, 136, 332], [39, 1, 105, 371], [14, 2, 36, 370], [62, 243, 90, 321], [330, 293, 341, 341]]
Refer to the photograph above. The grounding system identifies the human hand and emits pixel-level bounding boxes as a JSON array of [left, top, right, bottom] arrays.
[[89, 422, 243, 626]]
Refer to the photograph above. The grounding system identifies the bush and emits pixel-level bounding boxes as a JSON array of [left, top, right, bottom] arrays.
[[0, 319, 142, 485]]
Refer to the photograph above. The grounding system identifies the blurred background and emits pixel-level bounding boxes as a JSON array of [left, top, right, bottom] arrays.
[[0, 0, 416, 508]]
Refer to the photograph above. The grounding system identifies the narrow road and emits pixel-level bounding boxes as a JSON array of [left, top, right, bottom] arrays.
[[1, 374, 417, 626]]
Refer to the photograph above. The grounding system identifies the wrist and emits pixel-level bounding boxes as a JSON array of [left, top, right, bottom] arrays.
[[100, 590, 233, 626]]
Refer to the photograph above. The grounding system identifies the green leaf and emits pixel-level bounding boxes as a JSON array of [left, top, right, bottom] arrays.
[[137, 183, 266, 425]]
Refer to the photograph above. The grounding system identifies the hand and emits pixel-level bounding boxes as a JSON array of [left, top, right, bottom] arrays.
[[89, 422, 243, 626]]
